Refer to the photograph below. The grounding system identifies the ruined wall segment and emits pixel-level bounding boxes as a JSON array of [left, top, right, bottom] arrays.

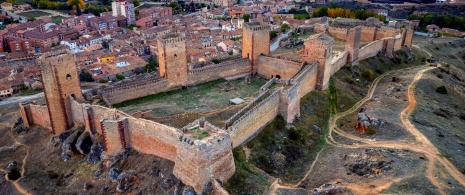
[[242, 22, 270, 73], [20, 102, 52, 131], [38, 50, 84, 134]]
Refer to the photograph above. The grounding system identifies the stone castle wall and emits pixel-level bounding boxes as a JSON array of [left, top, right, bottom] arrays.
[[361, 26, 377, 42], [256, 55, 303, 79], [358, 39, 386, 60], [330, 51, 349, 75], [187, 58, 251, 85], [20, 103, 52, 130], [328, 27, 349, 40], [375, 28, 397, 40], [228, 91, 280, 148]]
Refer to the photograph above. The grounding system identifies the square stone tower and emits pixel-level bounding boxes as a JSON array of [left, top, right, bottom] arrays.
[[345, 26, 361, 63], [242, 22, 270, 74], [302, 33, 334, 90], [158, 34, 188, 84], [38, 50, 84, 134]]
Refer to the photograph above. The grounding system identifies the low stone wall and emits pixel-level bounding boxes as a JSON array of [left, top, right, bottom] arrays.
[[330, 51, 349, 75], [187, 58, 251, 85]]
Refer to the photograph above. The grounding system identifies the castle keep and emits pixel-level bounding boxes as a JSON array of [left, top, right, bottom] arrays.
[[19, 21, 414, 193]]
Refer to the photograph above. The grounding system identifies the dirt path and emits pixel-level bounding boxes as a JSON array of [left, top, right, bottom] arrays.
[[269, 64, 465, 194], [0, 130, 32, 195]]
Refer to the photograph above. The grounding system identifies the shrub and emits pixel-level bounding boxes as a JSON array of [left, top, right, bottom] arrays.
[[379, 58, 385, 63], [393, 57, 402, 64], [98, 79, 108, 83], [8, 168, 21, 180], [436, 86, 448, 94], [437, 73, 443, 79], [375, 68, 383, 74], [362, 69, 374, 81], [116, 74, 125, 81], [212, 58, 220, 64], [460, 113, 465, 120], [435, 47, 440, 50], [79, 71, 94, 82], [344, 76, 355, 84], [366, 125, 377, 135]]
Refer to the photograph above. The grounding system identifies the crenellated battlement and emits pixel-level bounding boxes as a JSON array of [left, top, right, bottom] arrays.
[[243, 22, 269, 31], [158, 33, 185, 46], [188, 58, 250, 74]]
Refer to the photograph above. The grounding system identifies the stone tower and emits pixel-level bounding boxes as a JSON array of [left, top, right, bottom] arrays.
[[302, 33, 334, 90], [157, 34, 188, 84], [242, 22, 270, 74], [345, 26, 361, 63], [38, 50, 84, 135]]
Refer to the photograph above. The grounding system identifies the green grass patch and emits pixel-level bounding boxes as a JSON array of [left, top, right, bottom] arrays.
[[51, 16, 64, 24], [17, 11, 51, 18]]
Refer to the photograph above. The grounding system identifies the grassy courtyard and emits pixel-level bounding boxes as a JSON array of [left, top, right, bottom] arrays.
[[17, 11, 51, 19], [115, 77, 267, 127]]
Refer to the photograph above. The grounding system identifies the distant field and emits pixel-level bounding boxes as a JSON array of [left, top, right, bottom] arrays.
[[17, 11, 50, 18], [51, 16, 64, 24]]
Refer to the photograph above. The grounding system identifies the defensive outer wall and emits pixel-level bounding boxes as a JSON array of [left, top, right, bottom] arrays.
[[20, 21, 413, 194]]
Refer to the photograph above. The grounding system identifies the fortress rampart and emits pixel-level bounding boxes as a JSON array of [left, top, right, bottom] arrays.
[[20, 22, 415, 194]]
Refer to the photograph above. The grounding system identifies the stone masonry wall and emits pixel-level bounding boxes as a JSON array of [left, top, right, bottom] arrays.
[[294, 62, 319, 98], [187, 58, 251, 85], [330, 51, 349, 75], [19, 103, 52, 131], [256, 55, 303, 79], [328, 27, 348, 40], [375, 28, 397, 40], [358, 39, 385, 60], [228, 91, 280, 148], [101, 77, 170, 105], [174, 130, 234, 193], [361, 26, 377, 42]]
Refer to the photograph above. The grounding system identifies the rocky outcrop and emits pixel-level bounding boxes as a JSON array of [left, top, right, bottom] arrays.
[[61, 129, 83, 161], [75, 131, 92, 155], [355, 107, 383, 133]]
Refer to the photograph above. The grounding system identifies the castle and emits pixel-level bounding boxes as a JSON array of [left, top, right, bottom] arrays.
[[19, 21, 414, 193]]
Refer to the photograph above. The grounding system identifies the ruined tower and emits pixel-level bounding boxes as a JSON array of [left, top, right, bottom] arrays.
[[345, 26, 361, 63], [242, 22, 270, 73], [157, 34, 188, 83], [38, 50, 84, 134], [302, 33, 334, 90]]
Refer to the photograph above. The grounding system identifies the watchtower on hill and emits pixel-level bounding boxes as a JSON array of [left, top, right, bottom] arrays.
[[158, 34, 188, 83], [38, 50, 84, 134], [242, 22, 270, 74], [302, 33, 334, 90]]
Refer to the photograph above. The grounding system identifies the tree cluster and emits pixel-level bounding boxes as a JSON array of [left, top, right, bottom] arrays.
[[144, 55, 158, 73], [313, 7, 386, 22], [408, 13, 465, 31]]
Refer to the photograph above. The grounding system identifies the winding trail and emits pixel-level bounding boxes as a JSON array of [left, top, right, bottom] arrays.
[[271, 61, 465, 194]]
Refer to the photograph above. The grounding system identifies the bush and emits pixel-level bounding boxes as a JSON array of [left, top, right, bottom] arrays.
[[79, 71, 94, 82], [116, 74, 125, 81], [436, 86, 448, 94], [8, 168, 21, 180], [437, 73, 443, 79], [212, 58, 220, 64], [460, 113, 465, 120], [375, 68, 383, 74], [362, 69, 374, 81], [435, 47, 440, 50], [393, 57, 402, 64], [98, 79, 108, 83], [366, 125, 377, 135], [344, 76, 355, 84]]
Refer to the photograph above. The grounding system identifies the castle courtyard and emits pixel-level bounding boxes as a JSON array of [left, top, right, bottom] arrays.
[[114, 77, 269, 128]]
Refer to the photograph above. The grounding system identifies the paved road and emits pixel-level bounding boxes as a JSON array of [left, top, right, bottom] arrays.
[[0, 92, 44, 106], [270, 30, 291, 51]]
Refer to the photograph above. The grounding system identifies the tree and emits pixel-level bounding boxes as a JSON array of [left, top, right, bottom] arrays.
[[144, 55, 158, 73], [133, 0, 139, 7], [67, 0, 85, 15], [79, 71, 95, 82], [362, 69, 374, 81], [436, 86, 448, 94], [280, 23, 290, 33], [169, 2, 177, 9], [228, 51, 234, 55], [242, 14, 250, 22], [116, 74, 125, 81], [101, 41, 109, 49], [270, 30, 278, 40]]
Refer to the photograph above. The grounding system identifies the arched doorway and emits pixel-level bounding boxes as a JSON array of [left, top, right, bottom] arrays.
[[275, 75, 281, 79]]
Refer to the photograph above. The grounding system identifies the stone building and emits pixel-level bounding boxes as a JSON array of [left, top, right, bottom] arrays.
[[37, 50, 84, 134], [302, 33, 334, 90], [242, 22, 270, 74]]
